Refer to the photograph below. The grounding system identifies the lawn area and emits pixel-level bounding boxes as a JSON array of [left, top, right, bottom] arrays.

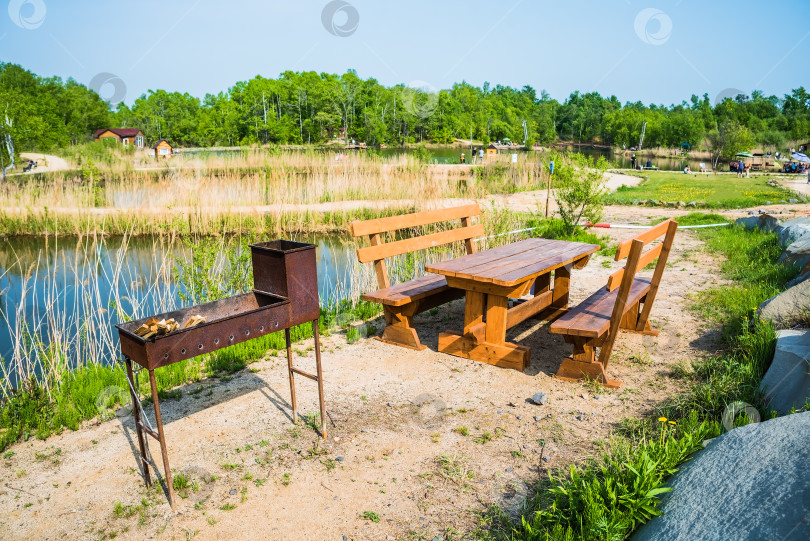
[[605, 171, 801, 208]]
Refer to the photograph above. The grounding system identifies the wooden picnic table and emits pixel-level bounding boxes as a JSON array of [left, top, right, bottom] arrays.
[[425, 238, 600, 371]]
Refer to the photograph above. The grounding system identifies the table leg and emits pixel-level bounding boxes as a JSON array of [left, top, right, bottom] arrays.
[[438, 291, 530, 371], [463, 291, 485, 342], [485, 295, 508, 345]]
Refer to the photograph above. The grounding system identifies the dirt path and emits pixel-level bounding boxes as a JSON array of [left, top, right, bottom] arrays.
[[0, 225, 727, 540], [18, 153, 72, 173]]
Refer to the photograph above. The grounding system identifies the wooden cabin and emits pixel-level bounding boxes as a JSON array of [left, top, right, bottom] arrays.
[[152, 139, 173, 158], [93, 128, 144, 148], [485, 144, 498, 156]]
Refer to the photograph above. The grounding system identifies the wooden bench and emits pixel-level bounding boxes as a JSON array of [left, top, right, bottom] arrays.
[[549, 219, 678, 388], [350, 204, 484, 351]]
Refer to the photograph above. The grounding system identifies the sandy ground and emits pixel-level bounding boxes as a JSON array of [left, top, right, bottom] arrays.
[[777, 176, 810, 197], [18, 153, 71, 174], [0, 223, 731, 540]]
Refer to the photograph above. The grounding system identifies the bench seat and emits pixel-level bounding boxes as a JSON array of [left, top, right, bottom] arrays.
[[362, 274, 452, 307], [550, 278, 651, 338]]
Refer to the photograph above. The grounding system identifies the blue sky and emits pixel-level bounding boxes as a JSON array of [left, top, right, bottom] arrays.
[[2, 0, 809, 106]]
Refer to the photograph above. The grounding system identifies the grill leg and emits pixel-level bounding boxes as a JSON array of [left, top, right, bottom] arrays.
[[285, 328, 298, 424], [312, 320, 327, 439], [125, 358, 151, 487], [148, 369, 176, 510]]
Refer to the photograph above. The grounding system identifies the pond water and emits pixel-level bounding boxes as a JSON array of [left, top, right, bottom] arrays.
[[0, 235, 362, 382]]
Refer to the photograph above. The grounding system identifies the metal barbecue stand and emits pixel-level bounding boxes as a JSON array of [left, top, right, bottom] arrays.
[[115, 240, 326, 508]]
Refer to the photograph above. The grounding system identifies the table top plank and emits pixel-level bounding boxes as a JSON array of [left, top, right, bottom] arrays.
[[425, 238, 548, 276], [492, 244, 599, 285], [455, 240, 582, 282], [426, 238, 599, 288]]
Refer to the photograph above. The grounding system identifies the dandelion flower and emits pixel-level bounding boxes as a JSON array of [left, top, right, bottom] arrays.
[[658, 417, 667, 423], [668, 421, 676, 425]]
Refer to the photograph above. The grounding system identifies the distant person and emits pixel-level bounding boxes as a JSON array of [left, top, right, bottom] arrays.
[[683, 166, 690, 174], [460, 153, 465, 164], [549, 160, 554, 175], [631, 154, 636, 168], [699, 163, 706, 173], [646, 159, 652, 168], [745, 164, 750, 178], [479, 148, 484, 162]]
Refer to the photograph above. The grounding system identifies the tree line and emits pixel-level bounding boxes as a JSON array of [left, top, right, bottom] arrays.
[[2, 61, 809, 164]]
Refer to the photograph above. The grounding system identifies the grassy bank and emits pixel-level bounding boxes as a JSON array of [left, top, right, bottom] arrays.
[[605, 171, 801, 208], [480, 213, 798, 540]]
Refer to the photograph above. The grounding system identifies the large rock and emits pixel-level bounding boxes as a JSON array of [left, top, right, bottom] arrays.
[[778, 234, 810, 273], [760, 330, 810, 415], [758, 280, 810, 327], [774, 216, 810, 248], [633, 412, 810, 541], [734, 213, 779, 232]]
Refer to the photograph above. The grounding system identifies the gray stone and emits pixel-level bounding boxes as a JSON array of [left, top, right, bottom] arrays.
[[542, 456, 550, 462], [530, 392, 547, 405], [335, 456, 344, 462], [633, 412, 810, 541], [760, 330, 810, 415], [505, 467, 513, 472], [774, 216, 810, 248], [789, 198, 799, 203], [734, 213, 779, 232], [778, 235, 810, 273], [229, 489, 237, 495], [758, 280, 810, 327], [533, 415, 543, 422], [687, 201, 697, 207]]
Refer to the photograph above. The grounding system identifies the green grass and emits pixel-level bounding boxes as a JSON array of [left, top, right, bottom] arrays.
[[480, 220, 797, 541], [605, 171, 801, 208]]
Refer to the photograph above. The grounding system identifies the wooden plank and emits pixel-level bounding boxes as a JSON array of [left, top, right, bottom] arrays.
[[490, 244, 599, 286], [437, 331, 529, 371], [606, 243, 663, 291], [636, 220, 678, 331], [485, 295, 509, 345], [369, 233, 390, 289], [453, 240, 575, 282], [426, 238, 550, 277], [598, 239, 645, 369], [614, 219, 673, 260], [350, 204, 481, 237], [550, 278, 651, 337], [356, 224, 485, 263], [506, 290, 552, 328], [461, 217, 477, 254], [362, 274, 448, 306]]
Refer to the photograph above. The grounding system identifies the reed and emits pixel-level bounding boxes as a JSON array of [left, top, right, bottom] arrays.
[[1, 149, 548, 237]]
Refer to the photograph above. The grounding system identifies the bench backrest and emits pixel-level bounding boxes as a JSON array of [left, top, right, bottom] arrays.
[[598, 219, 678, 366], [350, 204, 483, 289]]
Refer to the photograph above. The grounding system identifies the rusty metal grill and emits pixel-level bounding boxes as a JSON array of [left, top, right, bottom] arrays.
[[116, 239, 326, 508]]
